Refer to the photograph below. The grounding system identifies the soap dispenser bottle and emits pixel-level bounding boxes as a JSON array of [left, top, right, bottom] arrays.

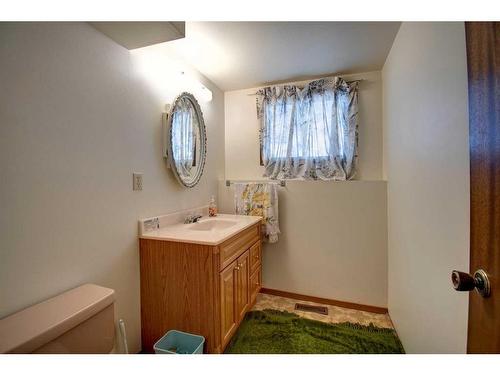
[[209, 195, 218, 217]]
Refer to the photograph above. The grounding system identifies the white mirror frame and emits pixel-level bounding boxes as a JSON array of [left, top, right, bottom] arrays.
[[163, 92, 207, 188]]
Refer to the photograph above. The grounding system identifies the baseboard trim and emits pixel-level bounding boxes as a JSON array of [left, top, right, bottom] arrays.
[[259, 288, 388, 314]]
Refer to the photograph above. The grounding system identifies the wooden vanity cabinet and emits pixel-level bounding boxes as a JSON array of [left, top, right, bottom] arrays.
[[139, 222, 262, 353]]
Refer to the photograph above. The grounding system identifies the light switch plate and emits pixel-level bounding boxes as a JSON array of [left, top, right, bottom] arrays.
[[133, 173, 143, 191]]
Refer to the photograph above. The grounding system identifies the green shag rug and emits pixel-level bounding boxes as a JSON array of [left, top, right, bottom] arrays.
[[224, 309, 405, 354]]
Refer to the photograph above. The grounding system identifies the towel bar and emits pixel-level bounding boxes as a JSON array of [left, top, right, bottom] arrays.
[[225, 180, 286, 187]]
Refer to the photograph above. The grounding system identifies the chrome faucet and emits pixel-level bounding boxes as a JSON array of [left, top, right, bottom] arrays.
[[184, 214, 202, 224]]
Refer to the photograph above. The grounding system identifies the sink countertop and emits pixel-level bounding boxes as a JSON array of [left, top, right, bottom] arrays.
[[139, 214, 262, 246]]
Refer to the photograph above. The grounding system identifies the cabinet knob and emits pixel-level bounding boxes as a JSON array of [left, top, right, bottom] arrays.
[[235, 266, 240, 271]]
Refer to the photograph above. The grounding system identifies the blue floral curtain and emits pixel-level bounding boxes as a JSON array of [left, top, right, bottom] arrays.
[[256, 77, 358, 180]]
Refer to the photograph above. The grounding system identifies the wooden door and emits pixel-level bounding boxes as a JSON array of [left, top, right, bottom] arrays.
[[465, 22, 500, 353], [220, 260, 237, 348], [236, 250, 250, 322]]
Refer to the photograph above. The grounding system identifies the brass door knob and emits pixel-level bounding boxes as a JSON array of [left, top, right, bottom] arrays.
[[451, 269, 491, 297]]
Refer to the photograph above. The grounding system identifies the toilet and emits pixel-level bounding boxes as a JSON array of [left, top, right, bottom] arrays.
[[0, 284, 115, 354]]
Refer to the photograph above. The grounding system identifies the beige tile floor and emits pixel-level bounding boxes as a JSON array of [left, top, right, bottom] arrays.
[[252, 293, 394, 329]]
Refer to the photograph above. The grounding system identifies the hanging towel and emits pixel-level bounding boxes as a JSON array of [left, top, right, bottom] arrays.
[[234, 183, 280, 243]]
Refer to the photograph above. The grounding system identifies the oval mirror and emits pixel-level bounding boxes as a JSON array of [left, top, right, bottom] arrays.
[[166, 92, 207, 188]]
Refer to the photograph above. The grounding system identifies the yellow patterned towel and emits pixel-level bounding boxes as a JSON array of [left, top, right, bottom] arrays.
[[234, 183, 280, 243]]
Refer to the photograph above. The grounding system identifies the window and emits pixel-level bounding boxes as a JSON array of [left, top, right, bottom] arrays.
[[257, 77, 358, 180]]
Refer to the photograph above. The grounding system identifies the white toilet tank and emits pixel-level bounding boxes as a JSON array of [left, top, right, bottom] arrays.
[[0, 284, 115, 353]]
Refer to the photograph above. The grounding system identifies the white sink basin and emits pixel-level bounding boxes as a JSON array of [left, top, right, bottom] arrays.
[[188, 219, 238, 231], [139, 213, 262, 245]]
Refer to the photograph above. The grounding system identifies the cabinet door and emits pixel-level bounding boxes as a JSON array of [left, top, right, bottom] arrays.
[[250, 267, 262, 304], [236, 249, 250, 323], [220, 261, 237, 348], [249, 241, 262, 274]]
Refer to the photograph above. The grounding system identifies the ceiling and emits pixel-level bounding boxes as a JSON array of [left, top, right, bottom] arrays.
[[149, 22, 401, 92], [90, 22, 185, 50]]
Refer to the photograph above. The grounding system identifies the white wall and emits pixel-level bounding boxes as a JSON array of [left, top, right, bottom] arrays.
[[219, 180, 388, 307], [383, 22, 470, 353], [0, 22, 224, 353], [221, 71, 388, 307], [225, 71, 384, 181]]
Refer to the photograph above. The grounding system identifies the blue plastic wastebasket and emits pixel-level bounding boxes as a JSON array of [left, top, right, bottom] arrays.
[[153, 330, 205, 354]]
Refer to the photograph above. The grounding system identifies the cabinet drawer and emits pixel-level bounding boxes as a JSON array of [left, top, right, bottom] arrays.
[[250, 267, 261, 304], [219, 224, 259, 270], [249, 241, 261, 274]]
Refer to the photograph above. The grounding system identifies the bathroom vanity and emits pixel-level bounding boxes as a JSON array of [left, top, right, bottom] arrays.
[[139, 213, 262, 353]]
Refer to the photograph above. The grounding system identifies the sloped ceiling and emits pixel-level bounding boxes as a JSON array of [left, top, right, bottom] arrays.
[[90, 22, 185, 50], [152, 22, 401, 91]]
